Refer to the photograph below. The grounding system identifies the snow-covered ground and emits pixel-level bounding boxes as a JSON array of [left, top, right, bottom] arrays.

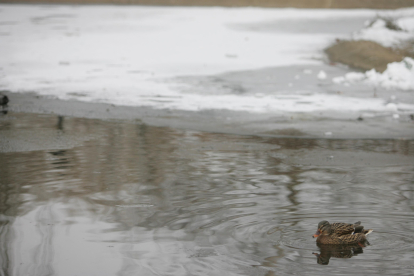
[[0, 4, 413, 117], [353, 11, 414, 48], [333, 57, 414, 91]]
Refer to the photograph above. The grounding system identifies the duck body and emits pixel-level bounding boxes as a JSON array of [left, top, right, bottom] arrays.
[[313, 220, 373, 245]]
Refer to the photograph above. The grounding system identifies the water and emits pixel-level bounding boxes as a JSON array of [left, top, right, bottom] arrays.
[[1, 112, 414, 275]]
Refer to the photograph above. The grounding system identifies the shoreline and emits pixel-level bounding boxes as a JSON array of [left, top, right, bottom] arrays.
[[3, 92, 414, 141], [1, 4, 413, 143]]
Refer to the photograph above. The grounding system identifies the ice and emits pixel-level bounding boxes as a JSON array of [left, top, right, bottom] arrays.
[[0, 4, 413, 116]]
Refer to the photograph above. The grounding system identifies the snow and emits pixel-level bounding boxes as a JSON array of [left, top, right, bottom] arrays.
[[0, 4, 413, 117], [354, 18, 413, 47], [353, 9, 414, 47], [317, 70, 327, 80], [0, 5, 344, 85], [397, 17, 414, 32], [334, 8, 414, 92], [332, 57, 414, 90]]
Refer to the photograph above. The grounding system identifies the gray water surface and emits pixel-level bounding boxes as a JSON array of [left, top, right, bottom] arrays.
[[1, 112, 414, 275]]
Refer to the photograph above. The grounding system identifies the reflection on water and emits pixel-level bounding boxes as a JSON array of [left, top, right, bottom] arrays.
[[313, 244, 365, 265], [1, 112, 414, 275]]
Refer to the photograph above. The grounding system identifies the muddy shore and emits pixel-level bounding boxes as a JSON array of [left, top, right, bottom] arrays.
[[1, 90, 413, 154]]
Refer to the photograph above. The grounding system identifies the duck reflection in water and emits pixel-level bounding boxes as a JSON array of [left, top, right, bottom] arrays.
[[313, 244, 364, 265]]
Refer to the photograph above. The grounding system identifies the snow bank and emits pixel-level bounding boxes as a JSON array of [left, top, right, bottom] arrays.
[[333, 57, 414, 91], [335, 8, 414, 91], [353, 9, 414, 47], [353, 18, 414, 47]]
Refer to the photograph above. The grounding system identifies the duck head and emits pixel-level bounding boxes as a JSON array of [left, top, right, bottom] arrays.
[[312, 220, 331, 238]]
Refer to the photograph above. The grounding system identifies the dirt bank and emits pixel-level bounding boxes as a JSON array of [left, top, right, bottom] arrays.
[[325, 40, 414, 73]]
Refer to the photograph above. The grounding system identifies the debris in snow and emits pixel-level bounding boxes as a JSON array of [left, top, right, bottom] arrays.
[[385, 103, 398, 111], [317, 70, 327, 80]]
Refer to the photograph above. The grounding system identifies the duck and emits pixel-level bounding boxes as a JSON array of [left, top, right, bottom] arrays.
[[312, 220, 373, 245]]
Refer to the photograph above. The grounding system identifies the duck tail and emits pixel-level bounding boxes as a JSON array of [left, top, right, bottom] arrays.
[[364, 229, 373, 236]]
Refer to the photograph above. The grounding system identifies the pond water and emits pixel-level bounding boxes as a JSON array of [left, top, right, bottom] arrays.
[[1, 112, 414, 275]]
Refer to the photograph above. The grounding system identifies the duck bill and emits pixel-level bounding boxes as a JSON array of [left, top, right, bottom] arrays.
[[312, 229, 320, 238]]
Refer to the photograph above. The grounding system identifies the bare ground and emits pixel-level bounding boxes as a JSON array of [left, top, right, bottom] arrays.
[[325, 40, 414, 73]]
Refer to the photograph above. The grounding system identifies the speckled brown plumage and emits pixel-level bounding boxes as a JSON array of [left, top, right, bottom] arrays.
[[312, 220, 373, 245], [330, 221, 360, 236]]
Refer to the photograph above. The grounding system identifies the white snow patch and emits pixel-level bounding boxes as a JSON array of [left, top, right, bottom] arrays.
[[0, 5, 413, 115], [317, 70, 327, 80], [333, 57, 414, 91], [396, 17, 414, 32], [353, 10, 414, 47]]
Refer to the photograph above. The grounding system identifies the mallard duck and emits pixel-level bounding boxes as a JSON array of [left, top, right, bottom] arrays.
[[312, 220, 373, 245]]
